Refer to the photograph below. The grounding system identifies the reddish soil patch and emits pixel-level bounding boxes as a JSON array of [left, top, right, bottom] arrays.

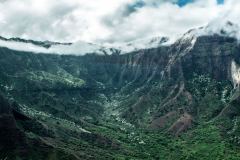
[[150, 111, 178, 129], [168, 112, 193, 136]]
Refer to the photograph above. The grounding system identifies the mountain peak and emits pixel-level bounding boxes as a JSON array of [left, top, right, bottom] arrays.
[[175, 20, 240, 52], [182, 20, 240, 41]]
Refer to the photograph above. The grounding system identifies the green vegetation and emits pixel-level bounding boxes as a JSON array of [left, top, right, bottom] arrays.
[[81, 117, 240, 160]]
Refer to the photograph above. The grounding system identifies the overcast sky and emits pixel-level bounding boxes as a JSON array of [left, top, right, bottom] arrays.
[[0, 0, 238, 43]]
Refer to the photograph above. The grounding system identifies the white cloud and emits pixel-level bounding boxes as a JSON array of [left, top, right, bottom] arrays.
[[103, 0, 223, 43], [0, 0, 239, 43]]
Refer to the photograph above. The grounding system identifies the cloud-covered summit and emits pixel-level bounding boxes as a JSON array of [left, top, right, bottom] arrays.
[[0, 0, 237, 44]]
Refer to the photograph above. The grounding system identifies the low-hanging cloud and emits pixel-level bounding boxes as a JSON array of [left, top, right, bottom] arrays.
[[0, 0, 238, 43]]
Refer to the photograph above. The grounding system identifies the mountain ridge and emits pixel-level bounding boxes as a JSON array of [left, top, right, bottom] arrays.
[[0, 21, 239, 56]]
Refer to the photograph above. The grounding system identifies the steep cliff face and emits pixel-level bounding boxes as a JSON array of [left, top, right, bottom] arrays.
[[181, 36, 239, 80]]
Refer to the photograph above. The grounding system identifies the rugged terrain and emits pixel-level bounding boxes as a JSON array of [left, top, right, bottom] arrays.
[[1, 24, 240, 159]]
